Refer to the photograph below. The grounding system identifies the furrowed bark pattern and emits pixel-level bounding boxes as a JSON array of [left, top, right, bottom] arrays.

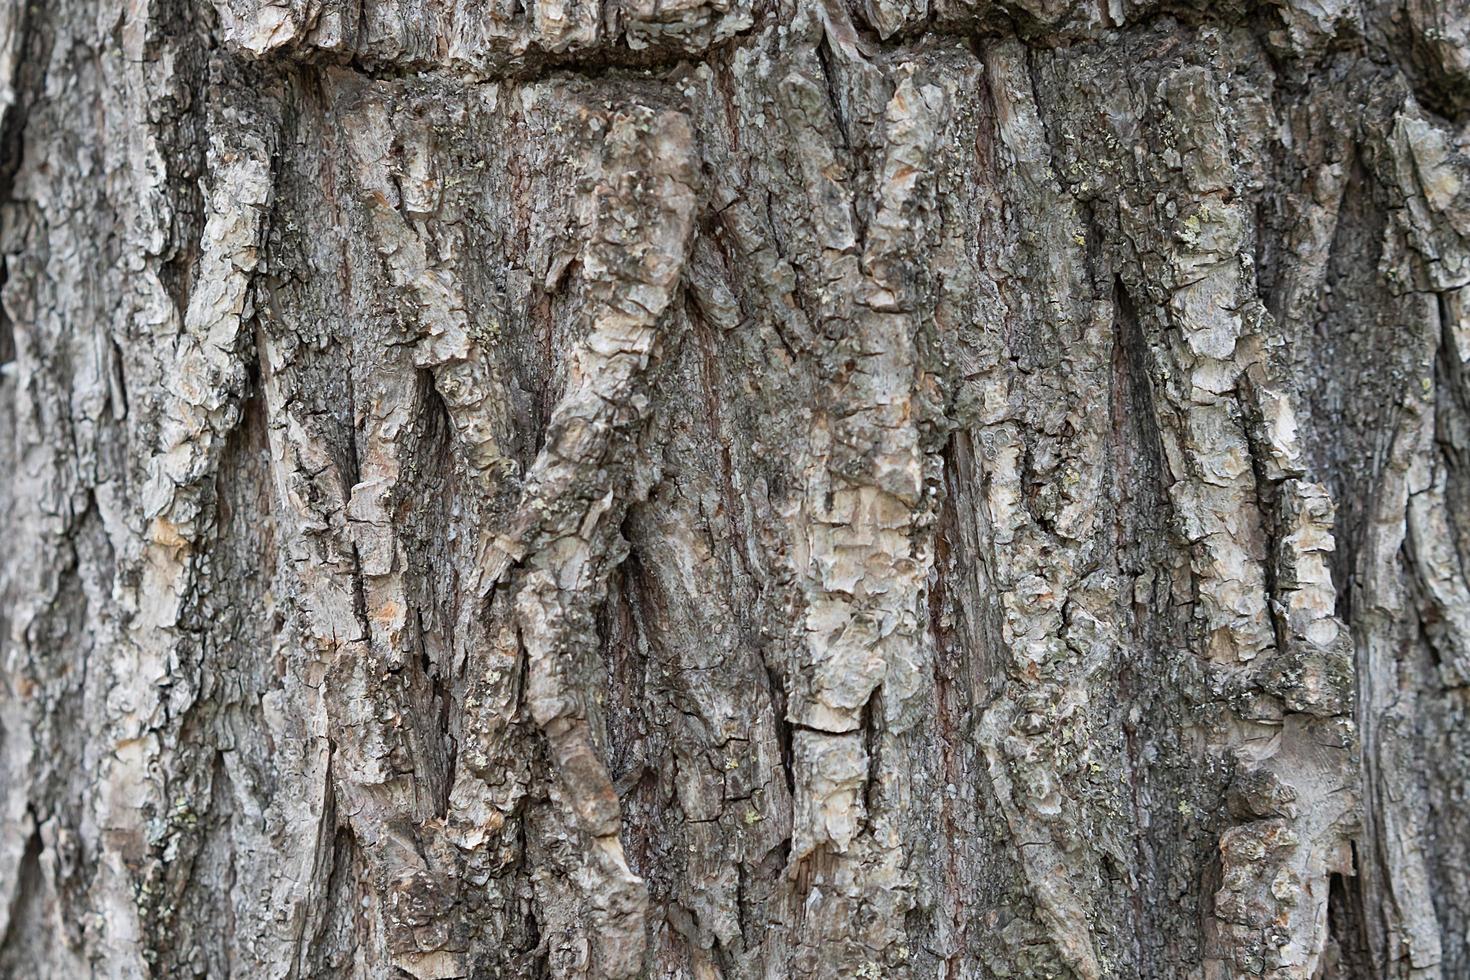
[[5, 0, 1470, 978]]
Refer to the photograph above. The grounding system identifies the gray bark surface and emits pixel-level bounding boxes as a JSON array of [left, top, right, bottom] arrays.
[[2, 0, 1469, 976]]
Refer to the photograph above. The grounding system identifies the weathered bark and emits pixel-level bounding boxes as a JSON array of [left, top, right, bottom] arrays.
[[3, 0, 1470, 976]]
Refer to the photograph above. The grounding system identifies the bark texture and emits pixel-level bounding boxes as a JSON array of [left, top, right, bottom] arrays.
[[3, 0, 1470, 976]]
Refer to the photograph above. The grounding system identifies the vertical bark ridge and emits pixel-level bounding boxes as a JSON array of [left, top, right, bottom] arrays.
[[509, 103, 699, 977]]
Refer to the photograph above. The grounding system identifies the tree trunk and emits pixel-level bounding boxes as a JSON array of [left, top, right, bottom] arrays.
[[2, 0, 1469, 976]]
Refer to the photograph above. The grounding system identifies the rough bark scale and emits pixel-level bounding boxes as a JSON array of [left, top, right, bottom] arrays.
[[2, 0, 1470, 976]]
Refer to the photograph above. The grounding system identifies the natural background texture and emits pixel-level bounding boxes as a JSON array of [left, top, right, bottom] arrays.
[[1, 0, 1469, 976]]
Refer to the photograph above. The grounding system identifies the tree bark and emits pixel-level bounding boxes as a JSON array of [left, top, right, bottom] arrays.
[[1, 0, 1469, 976]]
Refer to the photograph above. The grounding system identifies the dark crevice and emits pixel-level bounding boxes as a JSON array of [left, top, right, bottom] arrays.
[[418, 606, 456, 820], [1239, 381, 1289, 657], [1109, 271, 1179, 970], [309, 822, 369, 973], [0, 816, 43, 966], [859, 684, 882, 836], [530, 279, 562, 460], [340, 358, 363, 497], [765, 662, 796, 797], [0, 0, 43, 372], [813, 34, 853, 156], [254, 4, 777, 90], [347, 542, 371, 645], [1433, 293, 1470, 591], [1301, 149, 1385, 627], [1324, 854, 1372, 978], [929, 433, 972, 978], [598, 541, 650, 797], [0, 293, 12, 369], [1111, 276, 1169, 495]]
